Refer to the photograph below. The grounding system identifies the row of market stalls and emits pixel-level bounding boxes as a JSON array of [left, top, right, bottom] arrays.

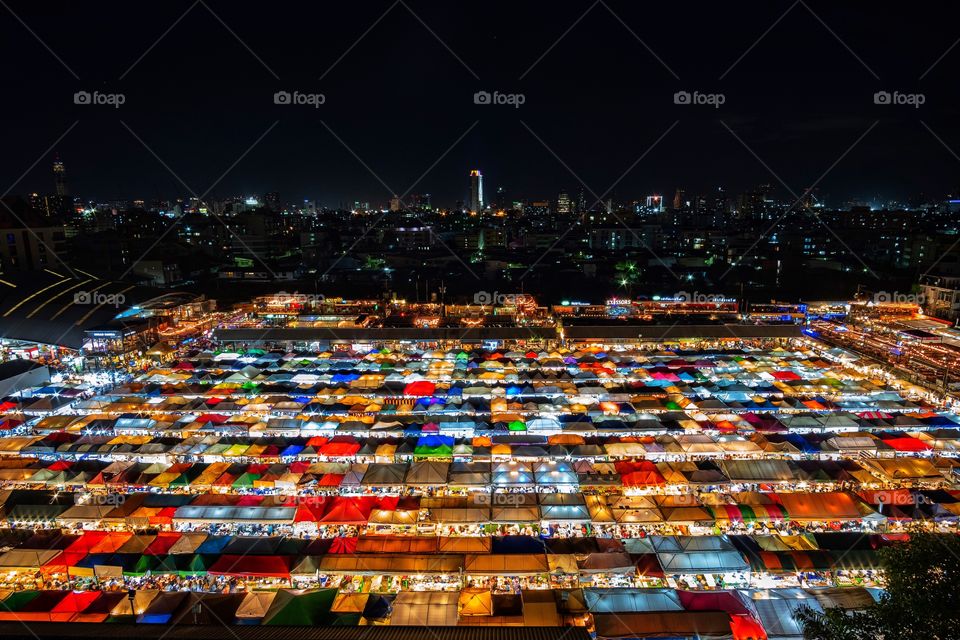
[[52, 391, 932, 419], [4, 485, 958, 538], [0, 530, 893, 593], [0, 448, 953, 493], [0, 583, 885, 638], [21, 344, 931, 421], [8, 427, 960, 461]]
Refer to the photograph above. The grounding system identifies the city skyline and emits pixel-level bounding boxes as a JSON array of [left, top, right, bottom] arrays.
[[3, 3, 960, 205], [22, 152, 960, 212]]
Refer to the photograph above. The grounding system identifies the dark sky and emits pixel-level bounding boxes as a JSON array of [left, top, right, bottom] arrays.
[[2, 1, 960, 207]]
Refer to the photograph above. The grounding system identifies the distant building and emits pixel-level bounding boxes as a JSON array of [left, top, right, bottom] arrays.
[[132, 260, 183, 287], [0, 198, 67, 272], [672, 188, 685, 210], [524, 201, 551, 216], [53, 154, 67, 197], [387, 226, 434, 251], [406, 193, 432, 211], [264, 192, 281, 211], [469, 170, 483, 214], [457, 228, 507, 252], [557, 191, 572, 215], [493, 186, 507, 210], [919, 275, 960, 321]]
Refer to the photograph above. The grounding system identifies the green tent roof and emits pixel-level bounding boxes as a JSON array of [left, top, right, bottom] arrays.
[[263, 589, 337, 626]]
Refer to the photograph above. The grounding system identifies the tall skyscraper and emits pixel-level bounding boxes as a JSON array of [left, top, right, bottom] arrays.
[[469, 169, 483, 214], [557, 191, 571, 215], [53, 154, 67, 196]]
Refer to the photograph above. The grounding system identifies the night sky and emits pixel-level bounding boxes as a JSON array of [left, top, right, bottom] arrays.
[[3, 1, 960, 207]]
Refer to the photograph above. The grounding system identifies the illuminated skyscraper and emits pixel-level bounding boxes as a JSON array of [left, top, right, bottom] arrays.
[[469, 169, 483, 213], [53, 153, 67, 197]]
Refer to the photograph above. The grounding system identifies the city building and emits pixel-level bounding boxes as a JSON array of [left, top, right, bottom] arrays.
[[920, 275, 960, 321], [0, 198, 67, 272], [469, 169, 483, 214]]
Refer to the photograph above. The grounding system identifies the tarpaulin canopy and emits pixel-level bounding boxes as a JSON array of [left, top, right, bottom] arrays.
[[261, 589, 337, 626]]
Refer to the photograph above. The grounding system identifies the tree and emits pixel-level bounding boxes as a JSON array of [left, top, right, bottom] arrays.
[[796, 532, 960, 640]]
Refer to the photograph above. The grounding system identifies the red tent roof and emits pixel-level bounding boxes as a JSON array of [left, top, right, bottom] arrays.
[[143, 532, 182, 555], [149, 506, 177, 525], [615, 460, 665, 486], [881, 437, 932, 452], [195, 413, 229, 424], [50, 591, 103, 622], [319, 496, 375, 524], [329, 536, 359, 554], [730, 614, 767, 640], [317, 473, 344, 487], [318, 442, 360, 457], [771, 371, 801, 381], [404, 381, 436, 396], [679, 590, 752, 616]]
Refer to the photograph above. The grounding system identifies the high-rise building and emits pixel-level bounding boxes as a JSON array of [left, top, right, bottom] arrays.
[[469, 170, 483, 214], [407, 193, 432, 211], [53, 154, 67, 197], [672, 188, 685, 210], [494, 186, 507, 211], [557, 191, 571, 215], [645, 195, 663, 212], [736, 184, 774, 221]]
